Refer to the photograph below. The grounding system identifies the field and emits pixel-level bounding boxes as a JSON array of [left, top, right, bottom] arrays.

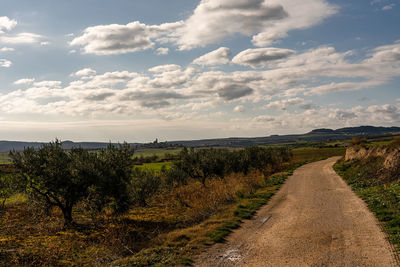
[[134, 148, 182, 158], [367, 135, 400, 146], [291, 147, 346, 163], [0, 146, 346, 266], [0, 145, 349, 166], [134, 161, 173, 172], [0, 152, 11, 164]]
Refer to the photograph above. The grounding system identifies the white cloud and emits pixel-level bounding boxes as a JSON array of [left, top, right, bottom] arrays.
[[382, 4, 395, 10], [249, 103, 400, 133], [70, 21, 183, 55], [1, 41, 400, 134], [0, 47, 14, 52], [67, 0, 337, 55], [253, 115, 275, 122], [72, 71, 138, 90], [367, 42, 400, 63], [0, 59, 12, 67], [251, 0, 338, 46], [68, 0, 337, 55], [71, 68, 97, 77], [156, 47, 169, 55], [176, 0, 337, 49], [0, 17, 17, 33], [0, 33, 42, 44], [232, 47, 295, 68], [176, 0, 288, 50], [40, 41, 50, 46], [234, 105, 245, 112], [329, 110, 357, 120], [192, 47, 232, 66], [33, 81, 62, 88], [14, 78, 35, 85], [148, 66, 196, 88], [70, 22, 153, 55], [263, 97, 307, 110], [0, 17, 43, 46], [149, 64, 181, 73], [304, 81, 382, 95]]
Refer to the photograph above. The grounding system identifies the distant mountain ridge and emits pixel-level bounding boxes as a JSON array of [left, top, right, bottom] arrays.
[[0, 125, 399, 152], [167, 125, 400, 147], [310, 126, 400, 135], [0, 141, 115, 153]]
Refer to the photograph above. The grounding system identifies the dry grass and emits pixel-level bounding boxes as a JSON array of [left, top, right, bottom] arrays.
[[156, 171, 265, 224], [0, 147, 341, 266], [0, 170, 268, 266]]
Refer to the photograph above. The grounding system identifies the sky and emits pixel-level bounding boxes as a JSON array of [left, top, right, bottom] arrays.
[[0, 0, 399, 142]]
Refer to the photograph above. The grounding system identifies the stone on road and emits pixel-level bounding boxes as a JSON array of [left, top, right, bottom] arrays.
[[195, 157, 397, 266]]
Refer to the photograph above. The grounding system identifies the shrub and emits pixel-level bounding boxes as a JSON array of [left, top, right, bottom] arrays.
[[163, 166, 188, 186], [390, 136, 400, 148], [351, 137, 367, 146]]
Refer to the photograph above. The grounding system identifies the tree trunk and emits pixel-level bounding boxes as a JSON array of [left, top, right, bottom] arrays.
[[62, 205, 74, 228], [1, 199, 6, 210]]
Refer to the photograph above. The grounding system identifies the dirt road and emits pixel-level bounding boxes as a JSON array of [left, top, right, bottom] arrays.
[[195, 157, 397, 266]]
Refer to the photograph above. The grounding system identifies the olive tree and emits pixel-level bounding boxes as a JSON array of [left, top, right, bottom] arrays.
[[10, 141, 135, 226], [93, 143, 134, 213], [130, 168, 160, 206], [11, 141, 98, 226]]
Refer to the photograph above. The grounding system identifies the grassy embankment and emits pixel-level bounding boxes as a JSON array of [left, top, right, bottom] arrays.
[[334, 141, 400, 255], [0, 146, 344, 266]]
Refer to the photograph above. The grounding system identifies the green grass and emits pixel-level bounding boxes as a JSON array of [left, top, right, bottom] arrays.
[[205, 219, 241, 242], [334, 159, 400, 251], [233, 199, 269, 219], [5, 193, 28, 206], [367, 140, 398, 146], [292, 147, 345, 163], [134, 161, 173, 172], [134, 148, 182, 158], [0, 152, 11, 164]]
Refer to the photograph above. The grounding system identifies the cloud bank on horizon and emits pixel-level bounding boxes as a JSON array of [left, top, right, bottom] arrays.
[[0, 0, 399, 142]]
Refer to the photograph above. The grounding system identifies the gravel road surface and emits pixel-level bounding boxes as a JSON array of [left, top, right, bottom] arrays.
[[195, 157, 397, 266]]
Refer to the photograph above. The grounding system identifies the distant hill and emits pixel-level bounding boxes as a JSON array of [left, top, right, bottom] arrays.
[[0, 141, 122, 153], [0, 125, 399, 152], [335, 126, 400, 135], [167, 125, 400, 147]]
